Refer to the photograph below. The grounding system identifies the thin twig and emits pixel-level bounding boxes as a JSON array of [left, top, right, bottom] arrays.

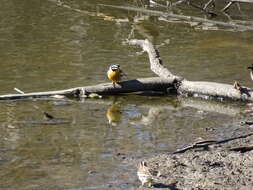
[[221, 0, 253, 12], [221, 1, 234, 12], [188, 0, 217, 17], [14, 88, 25, 94], [100, 4, 253, 31], [203, 0, 215, 10], [173, 133, 253, 154], [230, 145, 253, 153]]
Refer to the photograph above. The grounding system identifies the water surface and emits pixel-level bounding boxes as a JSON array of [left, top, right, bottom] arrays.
[[0, 0, 253, 189]]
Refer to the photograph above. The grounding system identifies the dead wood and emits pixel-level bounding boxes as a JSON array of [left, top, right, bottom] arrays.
[[0, 77, 174, 100], [187, 0, 217, 18], [100, 4, 253, 31], [171, 0, 188, 7], [222, 0, 253, 12], [179, 80, 253, 101], [128, 39, 182, 81], [129, 39, 253, 101], [229, 145, 253, 153], [173, 132, 253, 154], [1, 39, 253, 102]]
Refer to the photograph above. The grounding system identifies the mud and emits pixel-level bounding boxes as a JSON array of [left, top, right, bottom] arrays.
[[139, 134, 253, 190]]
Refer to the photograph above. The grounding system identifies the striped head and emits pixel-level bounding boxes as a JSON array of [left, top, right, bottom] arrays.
[[109, 64, 120, 72], [248, 64, 253, 71]]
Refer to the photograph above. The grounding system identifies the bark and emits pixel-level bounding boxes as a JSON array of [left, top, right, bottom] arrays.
[[100, 4, 253, 31], [173, 132, 253, 154], [0, 77, 174, 100], [0, 39, 252, 102], [222, 0, 253, 12], [179, 80, 252, 101], [129, 39, 253, 101]]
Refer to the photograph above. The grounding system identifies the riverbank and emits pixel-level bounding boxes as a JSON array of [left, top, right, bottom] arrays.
[[139, 133, 253, 190]]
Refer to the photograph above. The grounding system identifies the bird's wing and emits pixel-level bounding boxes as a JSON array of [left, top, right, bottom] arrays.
[[120, 70, 127, 77]]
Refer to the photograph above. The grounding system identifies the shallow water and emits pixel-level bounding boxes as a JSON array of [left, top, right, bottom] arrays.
[[0, 0, 253, 189]]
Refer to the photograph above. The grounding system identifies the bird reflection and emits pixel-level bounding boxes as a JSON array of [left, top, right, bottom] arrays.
[[106, 104, 122, 126], [141, 107, 165, 125]]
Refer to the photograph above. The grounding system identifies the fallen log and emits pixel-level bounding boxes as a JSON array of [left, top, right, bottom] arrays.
[[0, 39, 253, 102], [0, 77, 175, 100], [129, 39, 253, 101]]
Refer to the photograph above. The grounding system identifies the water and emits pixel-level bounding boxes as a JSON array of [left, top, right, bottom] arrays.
[[0, 0, 253, 189]]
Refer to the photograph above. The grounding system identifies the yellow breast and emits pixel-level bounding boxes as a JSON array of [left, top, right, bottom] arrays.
[[107, 70, 121, 83]]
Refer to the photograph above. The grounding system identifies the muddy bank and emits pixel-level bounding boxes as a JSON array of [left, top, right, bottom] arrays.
[[140, 134, 253, 190]]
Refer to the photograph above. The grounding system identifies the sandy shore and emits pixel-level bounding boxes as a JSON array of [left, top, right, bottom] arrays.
[[138, 133, 253, 190]]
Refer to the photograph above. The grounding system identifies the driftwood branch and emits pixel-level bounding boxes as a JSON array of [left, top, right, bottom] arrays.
[[129, 39, 253, 101], [179, 81, 253, 100], [222, 0, 253, 12], [1, 39, 253, 101], [187, 0, 217, 17], [173, 132, 253, 154], [1, 39, 253, 102], [229, 145, 253, 153], [0, 77, 174, 100], [100, 4, 253, 31], [128, 39, 182, 81]]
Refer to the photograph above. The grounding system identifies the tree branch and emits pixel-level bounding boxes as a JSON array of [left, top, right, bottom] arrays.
[[0, 77, 174, 100], [1, 39, 253, 102], [100, 4, 253, 31], [128, 39, 253, 101], [173, 132, 253, 154], [129, 39, 182, 80], [179, 80, 253, 101], [222, 0, 253, 12]]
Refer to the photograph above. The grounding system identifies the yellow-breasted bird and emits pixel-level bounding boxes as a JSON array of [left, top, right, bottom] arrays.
[[107, 64, 126, 87], [248, 64, 253, 82]]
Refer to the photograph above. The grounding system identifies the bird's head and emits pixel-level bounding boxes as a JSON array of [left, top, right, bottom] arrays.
[[140, 161, 148, 167], [247, 64, 253, 71], [110, 64, 120, 72]]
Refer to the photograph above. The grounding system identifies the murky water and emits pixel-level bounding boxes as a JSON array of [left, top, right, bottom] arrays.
[[0, 0, 253, 189]]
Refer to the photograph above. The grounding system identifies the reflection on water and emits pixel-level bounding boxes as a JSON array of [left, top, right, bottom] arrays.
[[106, 104, 122, 126], [0, 0, 253, 189], [0, 96, 246, 189]]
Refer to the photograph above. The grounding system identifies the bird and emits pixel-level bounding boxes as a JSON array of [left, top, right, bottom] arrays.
[[107, 64, 126, 87], [43, 112, 54, 120], [137, 161, 160, 187], [248, 64, 253, 82]]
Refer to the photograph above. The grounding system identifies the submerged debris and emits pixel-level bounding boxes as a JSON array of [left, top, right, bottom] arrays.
[[88, 93, 102, 99]]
